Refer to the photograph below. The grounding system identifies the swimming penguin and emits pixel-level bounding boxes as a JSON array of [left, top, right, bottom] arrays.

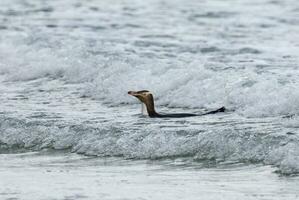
[[128, 90, 225, 118]]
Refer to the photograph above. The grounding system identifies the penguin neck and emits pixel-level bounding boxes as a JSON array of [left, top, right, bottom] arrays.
[[142, 94, 159, 117]]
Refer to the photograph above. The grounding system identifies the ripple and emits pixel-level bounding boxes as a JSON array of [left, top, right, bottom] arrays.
[[238, 47, 261, 54], [188, 11, 236, 21], [200, 46, 221, 53]]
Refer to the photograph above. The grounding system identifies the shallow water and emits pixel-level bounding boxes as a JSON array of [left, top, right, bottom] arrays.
[[1, 0, 299, 199], [1, 151, 299, 200]]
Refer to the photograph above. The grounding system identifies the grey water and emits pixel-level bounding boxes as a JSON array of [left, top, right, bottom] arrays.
[[1, 151, 299, 200], [1, 0, 299, 199]]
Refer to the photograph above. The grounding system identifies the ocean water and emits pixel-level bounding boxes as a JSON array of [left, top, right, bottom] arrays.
[[1, 0, 299, 199]]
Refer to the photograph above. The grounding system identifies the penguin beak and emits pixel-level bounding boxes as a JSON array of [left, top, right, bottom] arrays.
[[128, 91, 138, 97]]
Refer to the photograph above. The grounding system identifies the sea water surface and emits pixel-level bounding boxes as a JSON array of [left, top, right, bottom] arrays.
[[1, 0, 299, 199]]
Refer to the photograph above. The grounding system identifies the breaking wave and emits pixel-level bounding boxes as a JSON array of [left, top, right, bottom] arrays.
[[0, 116, 299, 175], [1, 35, 299, 118]]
